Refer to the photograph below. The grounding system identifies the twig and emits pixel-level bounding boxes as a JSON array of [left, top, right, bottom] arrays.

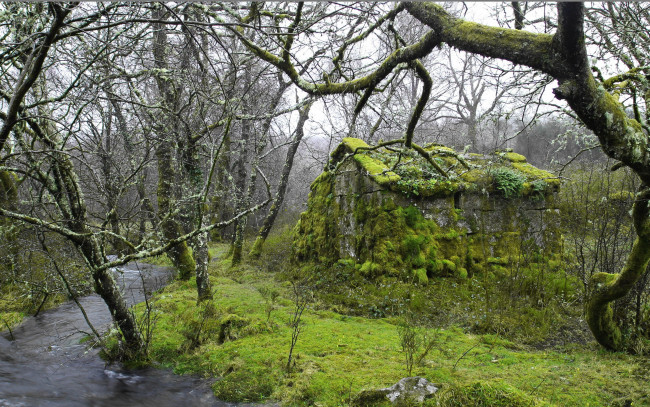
[[530, 377, 546, 396], [453, 344, 478, 370], [1, 318, 15, 341], [37, 231, 103, 343]]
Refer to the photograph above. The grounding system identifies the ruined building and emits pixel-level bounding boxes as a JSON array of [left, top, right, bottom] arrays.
[[293, 138, 562, 283]]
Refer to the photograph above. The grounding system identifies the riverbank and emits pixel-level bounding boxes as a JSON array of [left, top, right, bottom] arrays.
[[0, 287, 69, 336], [0, 260, 222, 406], [138, 242, 649, 406]]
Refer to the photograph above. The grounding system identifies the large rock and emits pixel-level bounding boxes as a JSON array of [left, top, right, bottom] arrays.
[[354, 377, 438, 406]]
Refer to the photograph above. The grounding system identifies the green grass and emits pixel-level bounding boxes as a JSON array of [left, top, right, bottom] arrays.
[[136, 243, 650, 406], [0, 310, 23, 333]]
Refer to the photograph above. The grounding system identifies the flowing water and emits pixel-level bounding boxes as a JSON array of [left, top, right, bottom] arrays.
[[0, 262, 247, 406]]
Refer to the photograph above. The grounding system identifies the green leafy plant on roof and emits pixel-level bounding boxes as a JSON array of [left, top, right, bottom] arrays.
[[491, 167, 526, 199]]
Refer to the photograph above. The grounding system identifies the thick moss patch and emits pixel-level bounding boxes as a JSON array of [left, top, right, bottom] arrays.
[[329, 138, 559, 198]]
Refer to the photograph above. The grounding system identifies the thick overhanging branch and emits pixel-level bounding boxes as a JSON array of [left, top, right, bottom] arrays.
[[402, 2, 555, 75], [230, 20, 441, 96]]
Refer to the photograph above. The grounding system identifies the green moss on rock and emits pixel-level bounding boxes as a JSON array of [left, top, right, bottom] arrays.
[[413, 268, 428, 284], [512, 162, 560, 189], [503, 152, 527, 163]]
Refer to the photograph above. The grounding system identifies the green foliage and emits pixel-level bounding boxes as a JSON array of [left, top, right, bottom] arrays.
[[490, 167, 526, 198], [529, 179, 547, 200], [257, 285, 280, 322], [397, 312, 439, 376]]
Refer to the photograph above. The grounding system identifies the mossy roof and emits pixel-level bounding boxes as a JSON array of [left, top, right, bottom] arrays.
[[329, 137, 560, 198]]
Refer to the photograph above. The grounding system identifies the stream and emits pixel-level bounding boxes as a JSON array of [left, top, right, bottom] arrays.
[[0, 262, 244, 406]]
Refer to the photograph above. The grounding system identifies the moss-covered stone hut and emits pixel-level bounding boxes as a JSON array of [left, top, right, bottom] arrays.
[[293, 138, 562, 282]]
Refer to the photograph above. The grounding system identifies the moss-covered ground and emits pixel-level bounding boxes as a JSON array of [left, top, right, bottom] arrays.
[[134, 239, 649, 406]]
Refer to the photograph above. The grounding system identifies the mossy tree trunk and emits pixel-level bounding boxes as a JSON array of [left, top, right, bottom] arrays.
[[0, 171, 19, 274], [178, 14, 213, 301], [213, 131, 231, 241], [155, 141, 196, 280], [179, 128, 212, 301], [230, 105, 252, 266], [586, 188, 650, 350], [152, 7, 195, 280], [250, 101, 312, 258]]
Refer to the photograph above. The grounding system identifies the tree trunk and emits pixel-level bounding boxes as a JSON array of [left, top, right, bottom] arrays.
[[194, 217, 212, 302], [180, 136, 213, 301], [152, 7, 196, 280], [231, 114, 252, 266], [0, 171, 19, 274], [81, 237, 142, 354], [155, 142, 196, 280], [586, 188, 650, 350], [250, 102, 312, 258]]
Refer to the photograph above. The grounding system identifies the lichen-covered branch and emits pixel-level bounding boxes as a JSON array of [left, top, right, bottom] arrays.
[[229, 20, 441, 96], [0, 4, 73, 152], [405, 61, 432, 148]]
